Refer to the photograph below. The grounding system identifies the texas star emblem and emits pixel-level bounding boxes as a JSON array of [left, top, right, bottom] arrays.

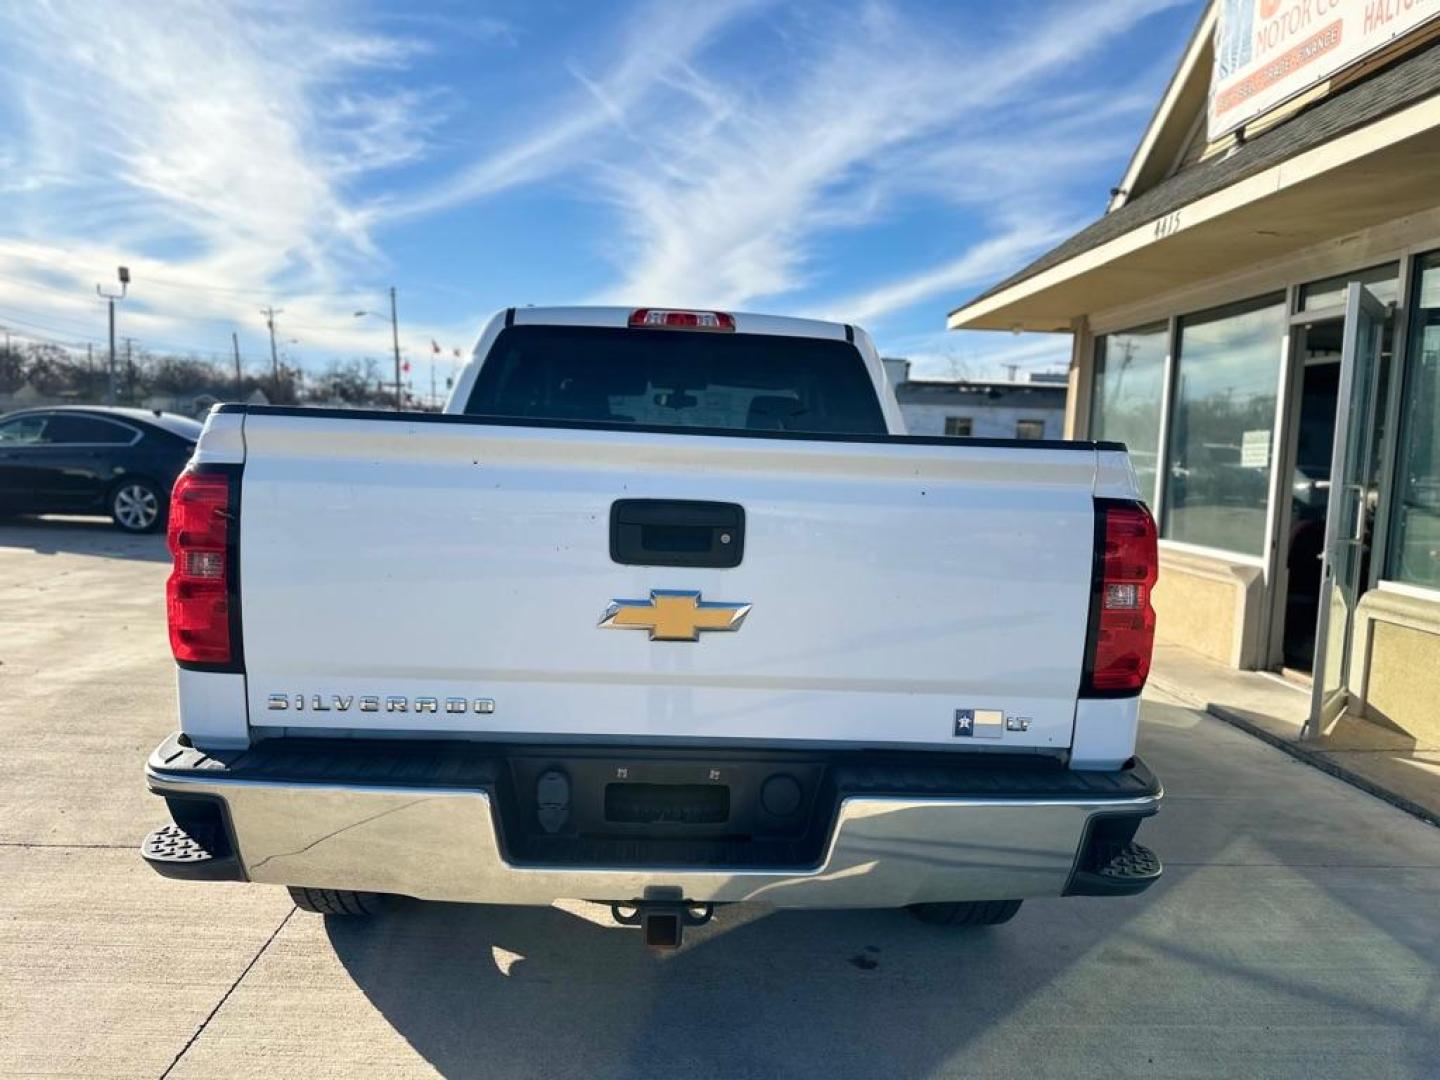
[[599, 590, 751, 642]]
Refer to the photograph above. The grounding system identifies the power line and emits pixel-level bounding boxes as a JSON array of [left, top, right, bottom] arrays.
[[1, 326, 96, 351], [0, 257, 472, 349], [0, 308, 103, 341], [0, 299, 406, 355], [0, 270, 94, 300], [0, 308, 238, 359], [131, 275, 376, 300], [0, 251, 375, 300]]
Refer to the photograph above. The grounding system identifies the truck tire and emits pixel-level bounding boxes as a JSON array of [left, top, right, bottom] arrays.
[[286, 886, 393, 916], [907, 898, 1022, 927]]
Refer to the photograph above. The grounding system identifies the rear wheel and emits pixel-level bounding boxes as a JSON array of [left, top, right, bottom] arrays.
[[287, 886, 393, 916], [110, 478, 165, 533], [907, 898, 1022, 927]]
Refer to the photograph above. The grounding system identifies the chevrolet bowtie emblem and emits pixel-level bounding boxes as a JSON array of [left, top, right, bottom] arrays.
[[599, 590, 751, 642]]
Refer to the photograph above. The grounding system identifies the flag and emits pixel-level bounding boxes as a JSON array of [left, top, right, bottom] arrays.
[[402, 360, 411, 373]]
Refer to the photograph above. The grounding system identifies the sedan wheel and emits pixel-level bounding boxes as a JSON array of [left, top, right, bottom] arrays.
[[111, 480, 163, 533]]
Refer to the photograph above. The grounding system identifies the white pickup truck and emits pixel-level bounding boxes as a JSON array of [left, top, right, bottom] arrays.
[[143, 306, 1161, 948]]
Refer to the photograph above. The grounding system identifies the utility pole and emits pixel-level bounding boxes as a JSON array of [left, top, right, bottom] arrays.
[[389, 286, 403, 411], [232, 332, 242, 395], [261, 306, 282, 397], [96, 266, 130, 406], [108, 305, 116, 401]]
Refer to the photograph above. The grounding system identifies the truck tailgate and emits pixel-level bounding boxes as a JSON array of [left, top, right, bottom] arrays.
[[236, 413, 1099, 752]]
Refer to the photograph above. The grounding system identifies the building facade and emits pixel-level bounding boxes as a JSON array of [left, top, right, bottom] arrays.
[[897, 380, 1066, 440], [948, 5, 1440, 747], [883, 359, 1068, 439]]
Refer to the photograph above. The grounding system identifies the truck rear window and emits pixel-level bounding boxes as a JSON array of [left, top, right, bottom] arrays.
[[464, 325, 888, 435]]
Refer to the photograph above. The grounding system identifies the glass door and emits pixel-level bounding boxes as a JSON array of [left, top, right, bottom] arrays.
[[1306, 283, 1387, 736]]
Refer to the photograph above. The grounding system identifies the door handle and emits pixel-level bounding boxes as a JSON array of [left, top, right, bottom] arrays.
[[610, 499, 745, 568]]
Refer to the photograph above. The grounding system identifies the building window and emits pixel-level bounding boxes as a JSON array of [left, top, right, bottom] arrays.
[[1162, 295, 1286, 556], [944, 416, 972, 437], [1298, 262, 1400, 312], [1015, 419, 1045, 440], [1091, 324, 1167, 504], [1388, 253, 1440, 589]]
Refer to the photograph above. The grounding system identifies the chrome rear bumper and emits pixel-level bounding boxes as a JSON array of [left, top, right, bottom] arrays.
[[144, 734, 1161, 908]]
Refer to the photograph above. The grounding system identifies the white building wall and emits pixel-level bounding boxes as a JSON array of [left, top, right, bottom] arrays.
[[899, 400, 1065, 439]]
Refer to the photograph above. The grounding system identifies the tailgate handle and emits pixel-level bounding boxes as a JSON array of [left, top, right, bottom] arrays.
[[610, 499, 744, 568]]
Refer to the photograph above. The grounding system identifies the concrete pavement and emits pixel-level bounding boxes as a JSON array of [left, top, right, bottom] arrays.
[[2, 517, 1438, 1079], [1150, 642, 1440, 827]]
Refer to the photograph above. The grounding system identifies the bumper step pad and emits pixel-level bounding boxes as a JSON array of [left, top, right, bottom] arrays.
[[141, 822, 242, 882], [1069, 840, 1162, 897]]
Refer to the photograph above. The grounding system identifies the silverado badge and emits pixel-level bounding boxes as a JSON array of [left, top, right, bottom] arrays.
[[599, 590, 750, 642]]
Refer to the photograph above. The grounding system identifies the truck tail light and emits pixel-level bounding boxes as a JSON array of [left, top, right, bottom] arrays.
[[628, 308, 735, 331], [1082, 500, 1157, 696], [167, 470, 236, 666]]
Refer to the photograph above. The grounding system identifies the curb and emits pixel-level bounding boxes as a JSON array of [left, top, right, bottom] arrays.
[[1150, 675, 1439, 830]]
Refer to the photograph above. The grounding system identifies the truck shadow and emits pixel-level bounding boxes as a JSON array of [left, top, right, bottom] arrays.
[[0, 517, 169, 562], [321, 704, 1440, 1078], [325, 894, 1142, 1080]]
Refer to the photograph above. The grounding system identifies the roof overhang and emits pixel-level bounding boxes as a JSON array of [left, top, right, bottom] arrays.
[[949, 93, 1440, 333], [1107, 5, 1215, 213]]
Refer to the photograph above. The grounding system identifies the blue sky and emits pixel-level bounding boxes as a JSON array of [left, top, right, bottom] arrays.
[[0, 0, 1199, 386]]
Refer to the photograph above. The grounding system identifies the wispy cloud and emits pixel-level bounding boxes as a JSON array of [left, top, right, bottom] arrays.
[[388, 1, 765, 221], [0, 1, 469, 360], [819, 220, 1076, 325], [2, 3, 427, 273], [0, 0, 1188, 381], [568, 0, 1188, 319]]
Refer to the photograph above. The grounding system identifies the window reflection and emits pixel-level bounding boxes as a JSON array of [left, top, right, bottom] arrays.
[[1389, 253, 1440, 588], [1091, 324, 1167, 507], [1298, 263, 1399, 312], [1162, 296, 1286, 555]]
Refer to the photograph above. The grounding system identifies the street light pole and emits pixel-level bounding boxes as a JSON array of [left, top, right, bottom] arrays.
[[389, 286, 403, 411], [352, 297, 403, 410], [96, 266, 129, 406]]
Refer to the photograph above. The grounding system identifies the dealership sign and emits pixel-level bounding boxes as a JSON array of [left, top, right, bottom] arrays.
[[1210, 0, 1439, 139]]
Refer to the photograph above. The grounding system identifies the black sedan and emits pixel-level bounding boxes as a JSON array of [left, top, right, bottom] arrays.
[[0, 406, 202, 533]]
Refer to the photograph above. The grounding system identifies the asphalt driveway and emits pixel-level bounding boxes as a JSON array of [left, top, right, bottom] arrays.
[[2, 517, 1437, 1079]]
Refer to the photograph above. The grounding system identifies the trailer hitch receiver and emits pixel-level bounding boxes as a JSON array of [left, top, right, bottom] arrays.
[[611, 887, 714, 950]]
